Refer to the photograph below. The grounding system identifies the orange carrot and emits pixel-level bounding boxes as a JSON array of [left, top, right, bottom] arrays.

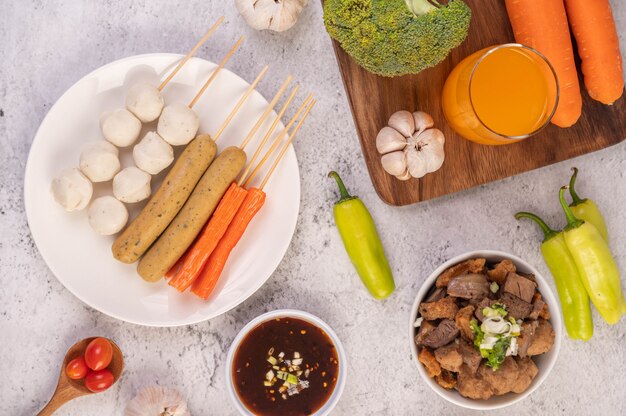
[[191, 188, 266, 300], [168, 183, 248, 292], [564, 0, 624, 105], [505, 0, 582, 127]]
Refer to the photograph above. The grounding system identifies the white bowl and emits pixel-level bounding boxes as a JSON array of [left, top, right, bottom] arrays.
[[226, 309, 347, 415], [409, 250, 562, 410]]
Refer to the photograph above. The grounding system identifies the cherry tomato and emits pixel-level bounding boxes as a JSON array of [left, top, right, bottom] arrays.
[[84, 369, 114, 393], [65, 356, 89, 380], [84, 337, 113, 371]]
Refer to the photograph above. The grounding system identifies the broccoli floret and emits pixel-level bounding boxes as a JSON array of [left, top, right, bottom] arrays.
[[324, 0, 472, 77]]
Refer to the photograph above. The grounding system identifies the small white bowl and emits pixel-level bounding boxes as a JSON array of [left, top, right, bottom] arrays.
[[226, 309, 347, 416], [409, 250, 562, 410]]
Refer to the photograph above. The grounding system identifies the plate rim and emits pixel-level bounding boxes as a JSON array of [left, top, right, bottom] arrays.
[[24, 53, 301, 327]]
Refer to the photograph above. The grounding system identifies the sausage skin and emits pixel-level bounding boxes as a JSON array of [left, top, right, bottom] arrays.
[[111, 135, 217, 263], [137, 146, 247, 282]]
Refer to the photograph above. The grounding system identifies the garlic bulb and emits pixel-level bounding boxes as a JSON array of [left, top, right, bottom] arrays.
[[235, 0, 309, 32], [125, 387, 189, 416], [375, 110, 445, 180]]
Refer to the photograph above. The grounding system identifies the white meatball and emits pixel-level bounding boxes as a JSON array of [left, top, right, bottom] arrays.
[[126, 82, 164, 123], [157, 103, 199, 146], [79, 141, 120, 182], [113, 166, 152, 203], [50, 168, 93, 211], [101, 108, 142, 147], [88, 196, 129, 235], [132, 131, 174, 175]]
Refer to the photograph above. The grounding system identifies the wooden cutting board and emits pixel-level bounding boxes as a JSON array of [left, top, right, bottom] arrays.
[[324, 0, 626, 206]]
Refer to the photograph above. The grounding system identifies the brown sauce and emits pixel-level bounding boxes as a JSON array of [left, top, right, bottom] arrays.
[[233, 317, 339, 416]]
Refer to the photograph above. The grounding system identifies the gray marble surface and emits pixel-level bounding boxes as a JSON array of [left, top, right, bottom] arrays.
[[1, 1, 625, 415]]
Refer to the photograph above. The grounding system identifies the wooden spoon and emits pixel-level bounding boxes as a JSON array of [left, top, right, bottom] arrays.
[[37, 337, 124, 415]]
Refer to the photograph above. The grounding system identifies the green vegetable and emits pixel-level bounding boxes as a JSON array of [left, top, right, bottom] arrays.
[[515, 211, 593, 341], [569, 167, 609, 242], [559, 187, 623, 325], [329, 171, 395, 299], [323, 0, 472, 77], [470, 318, 510, 370]]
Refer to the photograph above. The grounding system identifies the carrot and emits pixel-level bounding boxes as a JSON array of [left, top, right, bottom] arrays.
[[505, 0, 582, 127], [191, 188, 266, 300], [168, 182, 248, 292], [564, 0, 624, 105]]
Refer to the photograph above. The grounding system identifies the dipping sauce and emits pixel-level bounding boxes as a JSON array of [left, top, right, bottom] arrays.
[[232, 317, 339, 416]]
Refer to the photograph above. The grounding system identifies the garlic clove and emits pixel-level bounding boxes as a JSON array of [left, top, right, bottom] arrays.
[[235, 0, 309, 32], [418, 128, 445, 146], [413, 111, 434, 136], [388, 110, 415, 138], [396, 169, 412, 181], [381, 151, 407, 176], [405, 147, 429, 179], [125, 386, 190, 416], [376, 126, 407, 154]]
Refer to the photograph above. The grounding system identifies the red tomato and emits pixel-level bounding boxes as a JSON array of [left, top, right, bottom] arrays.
[[84, 338, 113, 371], [65, 357, 89, 380], [84, 369, 114, 392]]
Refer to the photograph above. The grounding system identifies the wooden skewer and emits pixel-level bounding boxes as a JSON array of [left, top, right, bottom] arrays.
[[212, 65, 269, 142], [237, 85, 302, 185], [243, 94, 313, 188], [158, 16, 225, 91], [239, 75, 293, 151], [188, 36, 244, 108], [260, 99, 315, 189]]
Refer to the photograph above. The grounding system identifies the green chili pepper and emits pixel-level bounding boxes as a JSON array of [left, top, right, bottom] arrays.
[[515, 212, 593, 340], [559, 187, 623, 325], [329, 171, 395, 300], [569, 167, 609, 242]]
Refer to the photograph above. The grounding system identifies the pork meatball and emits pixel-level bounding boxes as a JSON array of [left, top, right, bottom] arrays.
[[157, 103, 199, 146], [125, 82, 164, 122], [101, 108, 142, 147], [88, 196, 128, 235], [79, 141, 120, 182], [50, 168, 93, 211], [113, 166, 151, 203], [132, 131, 174, 175]]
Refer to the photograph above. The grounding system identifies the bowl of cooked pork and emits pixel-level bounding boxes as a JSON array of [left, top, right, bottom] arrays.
[[409, 250, 562, 410]]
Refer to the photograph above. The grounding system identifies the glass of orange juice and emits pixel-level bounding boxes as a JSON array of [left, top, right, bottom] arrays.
[[442, 44, 559, 145]]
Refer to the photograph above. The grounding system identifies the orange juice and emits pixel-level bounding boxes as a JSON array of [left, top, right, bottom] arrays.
[[442, 44, 558, 145]]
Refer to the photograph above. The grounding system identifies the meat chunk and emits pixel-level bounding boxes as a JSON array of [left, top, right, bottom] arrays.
[[418, 347, 441, 378], [435, 369, 457, 390], [487, 259, 516, 284], [425, 287, 447, 303], [527, 319, 555, 356], [419, 296, 458, 320], [414, 320, 436, 347], [455, 305, 475, 341], [478, 357, 519, 395], [512, 357, 539, 393], [500, 292, 533, 320], [474, 298, 493, 321], [436, 258, 486, 287], [458, 339, 482, 374], [539, 303, 551, 320], [434, 342, 463, 372], [421, 319, 460, 349], [447, 274, 490, 300], [457, 365, 494, 400], [503, 272, 537, 303], [517, 320, 538, 358], [529, 293, 545, 320]]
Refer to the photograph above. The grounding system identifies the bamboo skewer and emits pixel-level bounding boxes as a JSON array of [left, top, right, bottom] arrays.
[[237, 86, 302, 185], [158, 16, 225, 91], [242, 95, 313, 187], [212, 65, 269, 142], [188, 37, 244, 109], [260, 100, 315, 190], [239, 75, 293, 151]]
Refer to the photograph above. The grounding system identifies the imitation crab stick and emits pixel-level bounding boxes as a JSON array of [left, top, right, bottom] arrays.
[[564, 0, 624, 105], [191, 98, 316, 300], [505, 0, 582, 127], [166, 80, 300, 290]]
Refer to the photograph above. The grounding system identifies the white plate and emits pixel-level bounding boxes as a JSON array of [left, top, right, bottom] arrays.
[[24, 54, 300, 327]]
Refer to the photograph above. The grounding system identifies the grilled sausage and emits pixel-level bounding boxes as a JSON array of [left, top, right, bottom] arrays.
[[112, 135, 217, 263], [137, 146, 247, 282]]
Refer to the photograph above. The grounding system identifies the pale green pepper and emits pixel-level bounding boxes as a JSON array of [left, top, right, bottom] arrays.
[[559, 187, 623, 325], [569, 167, 609, 242]]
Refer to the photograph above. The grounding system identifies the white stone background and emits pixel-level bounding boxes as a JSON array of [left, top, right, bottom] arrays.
[[1, 1, 625, 415]]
